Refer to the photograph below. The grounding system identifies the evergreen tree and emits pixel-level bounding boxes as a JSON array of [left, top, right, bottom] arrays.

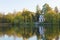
[[54, 6, 59, 13], [35, 5, 41, 22]]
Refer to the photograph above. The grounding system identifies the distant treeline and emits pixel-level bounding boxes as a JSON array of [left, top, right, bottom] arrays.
[[0, 3, 60, 24]]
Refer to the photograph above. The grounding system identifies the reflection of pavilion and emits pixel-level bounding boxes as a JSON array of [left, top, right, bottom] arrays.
[[39, 26, 44, 35], [39, 25, 45, 40]]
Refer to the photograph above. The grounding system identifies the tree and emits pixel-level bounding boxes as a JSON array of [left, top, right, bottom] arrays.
[[35, 5, 41, 22], [42, 3, 52, 14], [5, 13, 15, 23], [14, 11, 24, 25], [22, 9, 33, 23], [54, 6, 59, 13], [44, 10, 56, 23]]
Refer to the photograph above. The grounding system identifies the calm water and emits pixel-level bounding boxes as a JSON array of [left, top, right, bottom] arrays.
[[0, 24, 59, 40], [0, 35, 60, 40], [0, 35, 37, 40]]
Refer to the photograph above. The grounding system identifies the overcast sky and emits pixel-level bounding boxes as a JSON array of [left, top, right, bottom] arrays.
[[0, 0, 60, 13]]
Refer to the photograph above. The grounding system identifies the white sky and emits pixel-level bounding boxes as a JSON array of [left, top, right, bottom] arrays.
[[0, 0, 60, 14]]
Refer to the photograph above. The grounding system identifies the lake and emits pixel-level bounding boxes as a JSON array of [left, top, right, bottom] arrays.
[[0, 24, 59, 40]]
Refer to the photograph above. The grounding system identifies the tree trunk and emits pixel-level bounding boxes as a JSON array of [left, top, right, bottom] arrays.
[[13, 32, 16, 40], [23, 37, 28, 40], [37, 37, 40, 40], [46, 38, 52, 40], [14, 35, 16, 40], [55, 36, 59, 40]]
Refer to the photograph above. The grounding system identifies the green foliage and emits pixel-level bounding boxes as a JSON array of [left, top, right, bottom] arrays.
[[42, 3, 52, 13]]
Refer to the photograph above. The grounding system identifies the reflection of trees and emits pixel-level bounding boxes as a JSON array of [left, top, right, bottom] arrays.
[[12, 24, 35, 40], [0, 24, 59, 40], [44, 24, 59, 40]]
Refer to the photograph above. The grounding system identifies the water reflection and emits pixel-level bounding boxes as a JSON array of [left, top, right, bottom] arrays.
[[0, 34, 37, 40], [0, 24, 59, 40], [39, 26, 45, 40], [44, 24, 59, 40], [0, 34, 23, 40], [0, 35, 60, 40]]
